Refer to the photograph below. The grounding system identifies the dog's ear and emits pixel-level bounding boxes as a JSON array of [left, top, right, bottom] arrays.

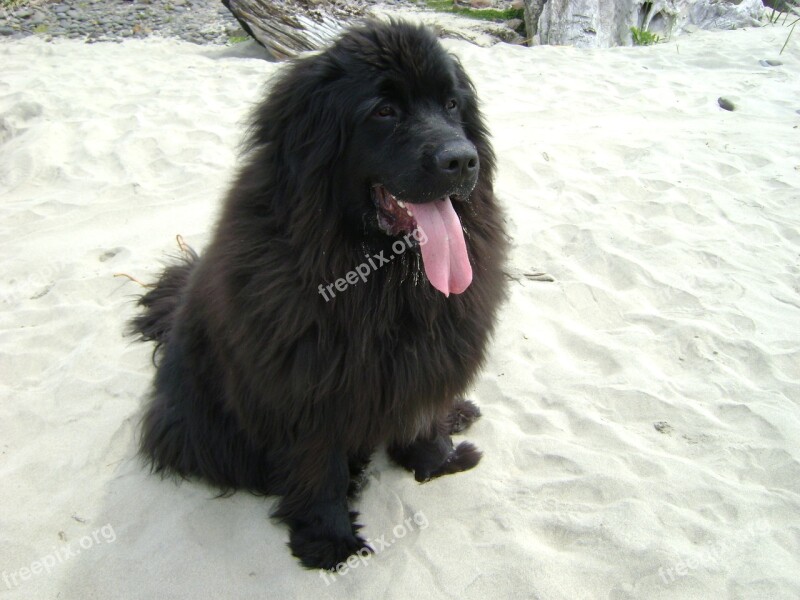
[[245, 54, 347, 192]]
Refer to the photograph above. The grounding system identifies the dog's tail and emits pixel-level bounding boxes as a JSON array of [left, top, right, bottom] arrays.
[[129, 241, 198, 356]]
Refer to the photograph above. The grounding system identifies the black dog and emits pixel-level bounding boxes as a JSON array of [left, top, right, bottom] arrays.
[[130, 20, 507, 570]]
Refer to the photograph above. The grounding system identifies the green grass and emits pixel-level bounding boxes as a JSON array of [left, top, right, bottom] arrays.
[[228, 35, 249, 44], [780, 20, 798, 54], [630, 26, 660, 45], [766, 0, 799, 54], [420, 0, 524, 22], [767, 0, 799, 24]]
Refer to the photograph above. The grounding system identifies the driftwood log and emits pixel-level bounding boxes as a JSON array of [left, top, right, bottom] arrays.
[[222, 0, 368, 60]]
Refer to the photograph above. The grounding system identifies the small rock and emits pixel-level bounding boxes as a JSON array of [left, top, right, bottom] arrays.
[[506, 18, 524, 31], [470, 0, 494, 7], [510, 0, 524, 8], [759, 59, 783, 67], [53, 5, 69, 13], [66, 9, 81, 18], [13, 7, 34, 18], [0, 26, 15, 36], [718, 97, 735, 111]]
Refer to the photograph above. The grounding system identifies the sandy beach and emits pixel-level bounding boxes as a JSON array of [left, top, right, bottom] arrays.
[[1, 22, 799, 599]]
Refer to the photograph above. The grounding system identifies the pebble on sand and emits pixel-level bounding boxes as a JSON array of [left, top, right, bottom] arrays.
[[718, 97, 736, 111]]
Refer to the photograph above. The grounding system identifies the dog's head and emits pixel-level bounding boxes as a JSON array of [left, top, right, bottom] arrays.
[[247, 20, 494, 295]]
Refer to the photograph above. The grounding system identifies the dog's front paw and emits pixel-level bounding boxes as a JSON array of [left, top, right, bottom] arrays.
[[289, 526, 372, 570]]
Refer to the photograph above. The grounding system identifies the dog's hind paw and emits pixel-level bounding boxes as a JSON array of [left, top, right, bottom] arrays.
[[416, 441, 483, 482], [446, 399, 482, 434]]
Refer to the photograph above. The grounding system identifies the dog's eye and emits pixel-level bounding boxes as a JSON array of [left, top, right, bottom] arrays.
[[446, 99, 458, 111], [374, 106, 396, 119]]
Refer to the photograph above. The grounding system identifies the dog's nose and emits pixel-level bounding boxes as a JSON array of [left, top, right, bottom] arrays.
[[434, 141, 479, 181]]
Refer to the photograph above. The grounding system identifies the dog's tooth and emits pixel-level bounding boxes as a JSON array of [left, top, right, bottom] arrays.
[[397, 200, 406, 208], [405, 209, 413, 217]]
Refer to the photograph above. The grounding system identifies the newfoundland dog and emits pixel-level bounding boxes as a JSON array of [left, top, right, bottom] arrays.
[[130, 19, 507, 570]]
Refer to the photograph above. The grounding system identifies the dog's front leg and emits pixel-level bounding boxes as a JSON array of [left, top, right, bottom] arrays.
[[274, 445, 371, 570]]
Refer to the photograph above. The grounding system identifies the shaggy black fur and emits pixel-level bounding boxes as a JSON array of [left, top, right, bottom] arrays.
[[129, 20, 507, 570]]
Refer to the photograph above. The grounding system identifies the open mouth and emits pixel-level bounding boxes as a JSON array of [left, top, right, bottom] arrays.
[[372, 184, 466, 236], [372, 184, 418, 237], [370, 183, 473, 297]]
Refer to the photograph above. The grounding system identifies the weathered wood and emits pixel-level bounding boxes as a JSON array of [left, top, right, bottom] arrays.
[[222, 0, 367, 60]]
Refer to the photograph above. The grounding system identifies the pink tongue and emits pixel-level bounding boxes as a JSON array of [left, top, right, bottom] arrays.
[[406, 198, 472, 296]]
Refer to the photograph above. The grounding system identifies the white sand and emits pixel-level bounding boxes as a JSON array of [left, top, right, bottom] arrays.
[[1, 24, 799, 599]]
